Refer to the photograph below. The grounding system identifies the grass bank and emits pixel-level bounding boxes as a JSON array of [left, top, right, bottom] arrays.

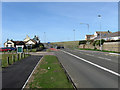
[[26, 55, 74, 88], [2, 54, 30, 67]]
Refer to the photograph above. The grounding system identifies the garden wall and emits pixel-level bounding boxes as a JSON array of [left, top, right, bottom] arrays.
[[79, 42, 120, 52]]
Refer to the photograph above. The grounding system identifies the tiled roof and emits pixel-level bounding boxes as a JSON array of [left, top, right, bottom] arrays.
[[95, 31, 112, 34], [13, 41, 25, 45], [26, 39, 37, 43], [95, 31, 120, 39]]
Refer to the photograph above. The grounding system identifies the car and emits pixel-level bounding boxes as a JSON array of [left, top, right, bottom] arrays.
[[56, 46, 61, 49], [61, 46, 64, 49], [6, 47, 16, 51], [0, 48, 10, 52]]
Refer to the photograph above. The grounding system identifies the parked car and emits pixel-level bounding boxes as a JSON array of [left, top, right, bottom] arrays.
[[0, 48, 10, 52], [6, 47, 16, 51]]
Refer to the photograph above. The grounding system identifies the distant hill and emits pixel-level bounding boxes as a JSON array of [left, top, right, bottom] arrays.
[[51, 41, 79, 49]]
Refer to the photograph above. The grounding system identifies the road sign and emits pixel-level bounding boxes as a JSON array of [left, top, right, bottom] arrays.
[[16, 45, 24, 53]]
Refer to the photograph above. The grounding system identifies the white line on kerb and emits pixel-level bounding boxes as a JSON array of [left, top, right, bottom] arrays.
[[21, 56, 44, 90], [61, 50, 120, 77]]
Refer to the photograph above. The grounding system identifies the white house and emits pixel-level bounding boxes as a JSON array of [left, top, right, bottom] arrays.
[[94, 31, 120, 41], [25, 39, 37, 45], [4, 40, 25, 48], [24, 35, 30, 42], [4, 40, 15, 47]]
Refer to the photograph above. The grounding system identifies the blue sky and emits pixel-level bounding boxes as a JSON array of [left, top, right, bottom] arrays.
[[2, 2, 118, 44]]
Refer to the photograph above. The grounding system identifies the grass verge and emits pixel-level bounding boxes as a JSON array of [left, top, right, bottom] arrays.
[[78, 48, 120, 53], [2, 54, 30, 67], [26, 55, 74, 88]]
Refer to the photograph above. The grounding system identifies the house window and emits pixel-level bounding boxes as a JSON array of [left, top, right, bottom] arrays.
[[6, 45, 8, 47]]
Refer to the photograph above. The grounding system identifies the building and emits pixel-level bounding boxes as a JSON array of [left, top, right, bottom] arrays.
[[24, 35, 30, 42], [85, 31, 112, 40], [94, 31, 120, 41], [4, 40, 25, 48], [33, 35, 40, 44], [25, 39, 37, 45]]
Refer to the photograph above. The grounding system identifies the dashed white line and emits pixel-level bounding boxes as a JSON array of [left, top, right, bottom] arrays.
[[61, 50, 120, 77], [98, 57, 111, 61]]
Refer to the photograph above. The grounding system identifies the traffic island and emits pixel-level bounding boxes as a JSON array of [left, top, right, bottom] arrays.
[[25, 55, 74, 89]]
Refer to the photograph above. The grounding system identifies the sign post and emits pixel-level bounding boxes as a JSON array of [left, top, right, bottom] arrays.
[[16, 45, 24, 53]]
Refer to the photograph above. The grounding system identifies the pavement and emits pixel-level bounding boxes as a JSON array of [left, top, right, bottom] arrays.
[[2, 55, 42, 89], [55, 48, 119, 89]]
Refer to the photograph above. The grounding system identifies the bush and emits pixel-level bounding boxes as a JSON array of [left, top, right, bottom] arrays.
[[92, 39, 105, 46], [79, 40, 87, 45]]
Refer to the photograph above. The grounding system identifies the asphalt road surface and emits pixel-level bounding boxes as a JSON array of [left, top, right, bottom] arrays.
[[55, 49, 119, 89], [2, 55, 42, 89]]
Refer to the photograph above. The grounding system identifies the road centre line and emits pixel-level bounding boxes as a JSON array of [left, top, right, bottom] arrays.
[[61, 50, 120, 77], [74, 50, 111, 61], [98, 57, 111, 61]]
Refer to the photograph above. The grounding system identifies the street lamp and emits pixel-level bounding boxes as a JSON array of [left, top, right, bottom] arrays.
[[80, 23, 89, 32], [73, 29, 75, 41], [44, 32, 46, 43], [98, 15, 102, 50]]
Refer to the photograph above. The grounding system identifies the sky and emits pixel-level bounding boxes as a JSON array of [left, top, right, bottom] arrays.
[[2, 2, 118, 45]]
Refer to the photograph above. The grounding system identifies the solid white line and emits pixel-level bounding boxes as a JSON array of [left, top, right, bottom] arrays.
[[109, 53, 120, 56], [21, 56, 44, 90], [61, 50, 120, 77]]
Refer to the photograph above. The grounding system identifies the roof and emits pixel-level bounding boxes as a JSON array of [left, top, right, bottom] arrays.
[[95, 31, 120, 40], [86, 35, 94, 38], [13, 41, 25, 45], [26, 39, 37, 43], [95, 31, 112, 34]]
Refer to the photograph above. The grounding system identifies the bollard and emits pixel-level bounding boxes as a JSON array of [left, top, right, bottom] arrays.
[[7, 57, 10, 65], [12, 55, 15, 62], [17, 54, 19, 60], [24, 53, 25, 58], [21, 53, 22, 59]]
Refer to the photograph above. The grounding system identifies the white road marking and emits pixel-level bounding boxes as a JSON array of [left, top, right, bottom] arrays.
[[61, 50, 120, 77], [109, 53, 120, 56], [98, 57, 111, 61], [85, 54, 94, 56]]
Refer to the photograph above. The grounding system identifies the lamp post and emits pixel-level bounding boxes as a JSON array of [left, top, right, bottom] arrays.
[[98, 15, 102, 50], [80, 23, 89, 32], [44, 32, 46, 43], [73, 29, 75, 41]]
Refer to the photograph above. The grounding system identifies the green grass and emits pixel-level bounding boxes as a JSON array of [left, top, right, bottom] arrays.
[[78, 48, 120, 53], [2, 54, 30, 67], [51, 41, 79, 49], [24, 49, 37, 52], [28, 55, 74, 88]]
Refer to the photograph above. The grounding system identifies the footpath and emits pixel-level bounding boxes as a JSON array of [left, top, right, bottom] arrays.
[[2, 55, 42, 89]]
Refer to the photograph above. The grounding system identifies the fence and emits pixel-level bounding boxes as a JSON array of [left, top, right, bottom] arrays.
[[2, 53, 29, 67]]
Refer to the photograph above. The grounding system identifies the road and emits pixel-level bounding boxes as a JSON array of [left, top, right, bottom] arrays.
[[2, 55, 42, 89], [55, 49, 119, 89]]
